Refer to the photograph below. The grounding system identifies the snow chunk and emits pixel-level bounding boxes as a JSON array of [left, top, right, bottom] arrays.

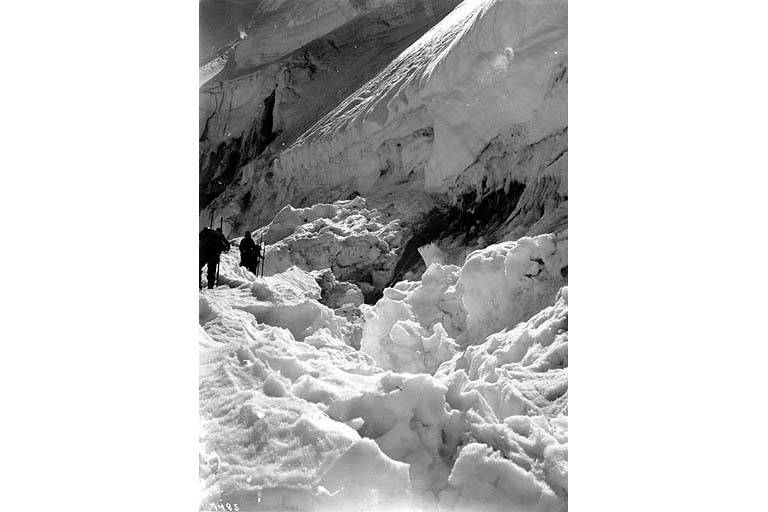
[[418, 242, 448, 267], [263, 372, 290, 397], [361, 234, 565, 373], [440, 442, 562, 512], [259, 197, 406, 294], [317, 438, 412, 511], [458, 234, 566, 343], [361, 296, 460, 374], [315, 268, 365, 308], [439, 285, 568, 416]]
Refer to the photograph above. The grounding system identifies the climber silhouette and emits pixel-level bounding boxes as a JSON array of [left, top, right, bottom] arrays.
[[239, 231, 261, 275], [199, 227, 230, 289]]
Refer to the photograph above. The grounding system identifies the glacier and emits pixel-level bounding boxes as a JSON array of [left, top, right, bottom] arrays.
[[199, 0, 567, 510]]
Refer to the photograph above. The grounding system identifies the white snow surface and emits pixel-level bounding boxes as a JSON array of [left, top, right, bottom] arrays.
[[252, 196, 407, 293], [361, 233, 567, 369], [200, 229, 568, 511], [274, 0, 567, 196]]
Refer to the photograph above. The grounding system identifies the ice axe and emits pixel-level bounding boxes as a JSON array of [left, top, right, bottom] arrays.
[[259, 232, 265, 278], [215, 217, 223, 286]]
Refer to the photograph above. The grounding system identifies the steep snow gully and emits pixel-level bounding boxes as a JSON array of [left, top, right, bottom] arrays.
[[199, 1, 567, 510]]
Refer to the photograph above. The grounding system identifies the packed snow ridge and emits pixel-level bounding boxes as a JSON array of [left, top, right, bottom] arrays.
[[200, 207, 568, 510]]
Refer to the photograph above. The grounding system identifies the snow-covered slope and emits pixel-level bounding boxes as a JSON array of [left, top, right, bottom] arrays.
[[280, 0, 566, 193], [199, 0, 460, 207], [200, 230, 568, 511], [202, 0, 567, 259]]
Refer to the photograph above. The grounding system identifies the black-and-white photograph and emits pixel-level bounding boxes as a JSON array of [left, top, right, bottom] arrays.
[[198, 1, 567, 510], [8, 1, 768, 511]]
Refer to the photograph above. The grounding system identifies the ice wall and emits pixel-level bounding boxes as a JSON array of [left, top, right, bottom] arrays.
[[199, 0, 460, 212], [278, 0, 567, 193], [201, 0, 567, 248]]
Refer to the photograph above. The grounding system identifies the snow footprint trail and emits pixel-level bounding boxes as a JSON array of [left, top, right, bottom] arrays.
[[200, 233, 568, 511]]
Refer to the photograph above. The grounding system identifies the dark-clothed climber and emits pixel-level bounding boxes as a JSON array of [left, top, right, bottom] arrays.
[[199, 227, 230, 289], [239, 231, 261, 275]]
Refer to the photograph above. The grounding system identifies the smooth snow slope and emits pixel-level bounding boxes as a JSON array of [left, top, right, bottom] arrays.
[[200, 216, 568, 511]]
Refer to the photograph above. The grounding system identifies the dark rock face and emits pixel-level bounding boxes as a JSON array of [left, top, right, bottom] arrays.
[[199, 87, 278, 207]]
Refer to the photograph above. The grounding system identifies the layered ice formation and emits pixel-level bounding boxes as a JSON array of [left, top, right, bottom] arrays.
[[201, 0, 567, 251], [278, 0, 567, 194], [199, 0, 461, 210]]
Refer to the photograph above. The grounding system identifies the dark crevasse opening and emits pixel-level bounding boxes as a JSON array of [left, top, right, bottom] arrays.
[[259, 89, 278, 150], [387, 181, 528, 287]]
